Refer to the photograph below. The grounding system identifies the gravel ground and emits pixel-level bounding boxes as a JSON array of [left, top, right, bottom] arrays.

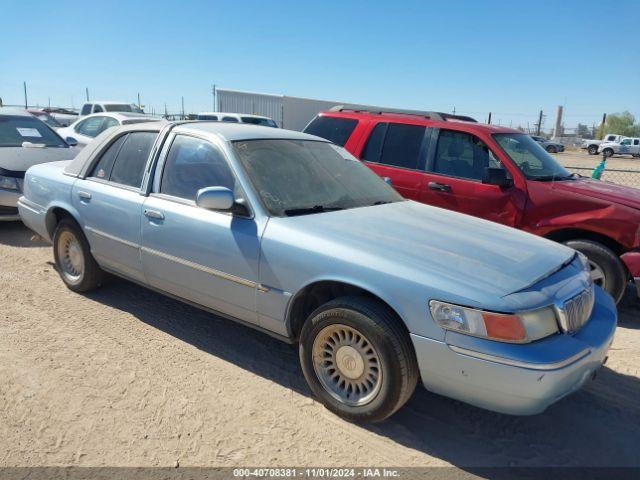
[[1, 222, 639, 469]]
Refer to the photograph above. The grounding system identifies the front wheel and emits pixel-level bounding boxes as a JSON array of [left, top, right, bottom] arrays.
[[299, 296, 418, 423], [564, 240, 627, 303], [53, 218, 104, 292], [587, 145, 598, 155], [603, 148, 614, 157]]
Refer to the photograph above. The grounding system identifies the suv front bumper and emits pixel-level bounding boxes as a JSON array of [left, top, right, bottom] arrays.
[[0, 188, 21, 221], [410, 287, 616, 415]]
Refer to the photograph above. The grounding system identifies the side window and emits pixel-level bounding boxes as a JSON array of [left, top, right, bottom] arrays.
[[222, 116, 239, 123], [432, 130, 502, 181], [81, 104, 92, 115], [76, 116, 105, 137], [89, 134, 128, 179], [361, 123, 387, 162], [303, 116, 358, 146], [621, 139, 631, 145], [98, 117, 119, 135], [378, 123, 426, 170], [634, 139, 639, 146], [160, 135, 236, 201], [93, 105, 104, 113], [109, 132, 157, 187]]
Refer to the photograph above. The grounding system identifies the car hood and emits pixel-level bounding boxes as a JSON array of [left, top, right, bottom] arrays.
[[0, 146, 77, 174], [273, 200, 575, 298], [551, 177, 640, 209]]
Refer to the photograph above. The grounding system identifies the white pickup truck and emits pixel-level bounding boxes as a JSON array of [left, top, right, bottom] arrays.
[[598, 137, 640, 157], [581, 134, 626, 155]]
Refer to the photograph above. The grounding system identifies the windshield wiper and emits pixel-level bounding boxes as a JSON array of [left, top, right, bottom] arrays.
[[284, 205, 345, 216], [371, 200, 392, 206], [532, 174, 574, 181]]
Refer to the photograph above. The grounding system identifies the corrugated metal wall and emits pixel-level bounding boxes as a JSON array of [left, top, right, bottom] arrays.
[[217, 89, 347, 131]]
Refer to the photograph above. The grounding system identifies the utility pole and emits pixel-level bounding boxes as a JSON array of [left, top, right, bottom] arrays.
[[452, 106, 456, 115], [85, 87, 90, 102], [553, 105, 563, 139], [23, 81, 28, 108], [48, 97, 51, 108], [599, 113, 607, 139], [536, 110, 543, 135], [181, 96, 185, 119], [137, 92, 141, 109], [487, 112, 492, 124], [164, 103, 168, 118], [211, 84, 216, 111]]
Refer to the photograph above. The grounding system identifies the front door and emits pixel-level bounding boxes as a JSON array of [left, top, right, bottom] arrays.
[[140, 133, 260, 325], [72, 130, 158, 282], [419, 129, 521, 227]]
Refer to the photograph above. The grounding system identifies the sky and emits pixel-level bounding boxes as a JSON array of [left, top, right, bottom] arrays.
[[1, 0, 639, 131]]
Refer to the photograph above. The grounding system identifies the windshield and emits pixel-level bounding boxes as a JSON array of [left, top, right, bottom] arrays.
[[233, 139, 403, 217], [0, 115, 67, 148], [493, 133, 571, 180], [241, 116, 278, 128], [104, 104, 144, 113]]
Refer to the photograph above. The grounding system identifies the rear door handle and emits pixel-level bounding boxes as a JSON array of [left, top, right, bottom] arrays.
[[78, 191, 92, 200], [428, 182, 452, 192], [144, 209, 165, 220]]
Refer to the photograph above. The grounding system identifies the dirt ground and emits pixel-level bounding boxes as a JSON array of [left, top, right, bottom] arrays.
[[556, 148, 640, 170], [1, 222, 639, 470]]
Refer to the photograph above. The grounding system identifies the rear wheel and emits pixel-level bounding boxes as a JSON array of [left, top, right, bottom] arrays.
[[53, 218, 104, 292], [546, 145, 558, 154], [587, 145, 598, 155], [564, 240, 626, 303], [299, 296, 418, 423]]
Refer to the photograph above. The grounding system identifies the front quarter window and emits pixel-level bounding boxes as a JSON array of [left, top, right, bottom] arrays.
[[494, 133, 571, 181]]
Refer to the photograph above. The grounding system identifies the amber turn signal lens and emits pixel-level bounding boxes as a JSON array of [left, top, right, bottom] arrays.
[[481, 312, 527, 341]]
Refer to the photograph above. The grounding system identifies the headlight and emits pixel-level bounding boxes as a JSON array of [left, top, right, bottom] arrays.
[[429, 300, 558, 343], [0, 175, 20, 191], [576, 252, 590, 273]]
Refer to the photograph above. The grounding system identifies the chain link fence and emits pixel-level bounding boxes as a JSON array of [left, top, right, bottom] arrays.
[[564, 166, 640, 189]]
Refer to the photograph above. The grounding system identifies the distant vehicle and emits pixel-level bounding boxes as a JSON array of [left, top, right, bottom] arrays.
[[598, 137, 640, 158], [57, 112, 162, 148], [18, 121, 616, 422], [196, 112, 278, 127], [530, 135, 565, 153], [42, 107, 78, 127], [581, 134, 626, 155], [79, 101, 145, 117], [0, 107, 77, 221], [28, 109, 63, 129]]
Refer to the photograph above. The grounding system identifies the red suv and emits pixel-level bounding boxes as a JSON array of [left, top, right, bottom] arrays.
[[304, 106, 640, 303]]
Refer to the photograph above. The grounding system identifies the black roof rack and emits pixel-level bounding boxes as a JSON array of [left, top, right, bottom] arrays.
[[329, 104, 477, 123]]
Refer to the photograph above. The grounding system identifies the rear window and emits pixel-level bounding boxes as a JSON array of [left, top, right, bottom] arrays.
[[303, 116, 358, 146], [104, 104, 134, 112], [197, 115, 218, 121], [241, 116, 278, 128], [0, 115, 67, 148]]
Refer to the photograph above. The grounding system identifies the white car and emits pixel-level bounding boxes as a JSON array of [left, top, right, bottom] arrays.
[[598, 137, 640, 157], [196, 112, 278, 127], [581, 134, 626, 155], [57, 112, 162, 148], [79, 101, 145, 117]]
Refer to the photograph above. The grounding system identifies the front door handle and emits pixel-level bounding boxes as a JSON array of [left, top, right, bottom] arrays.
[[144, 209, 165, 220], [428, 182, 452, 192], [78, 191, 92, 200]]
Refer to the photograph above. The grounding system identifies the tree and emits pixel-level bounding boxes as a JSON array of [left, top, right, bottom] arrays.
[[597, 111, 640, 138]]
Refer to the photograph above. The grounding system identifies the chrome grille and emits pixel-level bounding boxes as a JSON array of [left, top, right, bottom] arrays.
[[557, 285, 595, 333]]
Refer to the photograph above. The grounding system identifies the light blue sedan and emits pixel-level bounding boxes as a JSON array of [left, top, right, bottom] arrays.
[[18, 121, 616, 422]]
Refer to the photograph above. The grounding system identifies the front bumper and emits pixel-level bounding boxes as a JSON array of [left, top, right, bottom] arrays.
[[0, 188, 21, 221], [620, 250, 640, 297], [411, 287, 616, 415]]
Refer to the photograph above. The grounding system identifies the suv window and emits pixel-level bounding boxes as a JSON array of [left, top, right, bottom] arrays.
[[373, 123, 427, 170], [620, 139, 631, 145], [100, 117, 119, 133], [109, 132, 157, 187], [303, 116, 358, 147], [89, 134, 127, 179], [432, 130, 502, 181], [160, 135, 236, 200], [75, 116, 105, 137], [93, 105, 104, 113], [634, 139, 639, 146], [222, 116, 239, 123], [81, 104, 92, 115]]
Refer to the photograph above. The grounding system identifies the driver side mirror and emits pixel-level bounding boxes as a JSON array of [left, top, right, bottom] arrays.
[[196, 186, 235, 211], [65, 136, 78, 147], [482, 167, 513, 188]]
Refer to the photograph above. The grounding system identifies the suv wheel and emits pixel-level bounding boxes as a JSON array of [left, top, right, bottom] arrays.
[[299, 296, 418, 423], [564, 240, 627, 303], [587, 145, 598, 155], [53, 218, 104, 292]]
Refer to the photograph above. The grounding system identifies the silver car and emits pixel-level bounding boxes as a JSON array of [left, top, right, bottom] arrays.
[[531, 135, 565, 153], [18, 122, 616, 422], [0, 107, 78, 221]]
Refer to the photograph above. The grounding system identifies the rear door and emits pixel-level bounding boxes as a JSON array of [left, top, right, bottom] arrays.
[[72, 130, 158, 282], [358, 122, 430, 200], [419, 129, 520, 226]]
